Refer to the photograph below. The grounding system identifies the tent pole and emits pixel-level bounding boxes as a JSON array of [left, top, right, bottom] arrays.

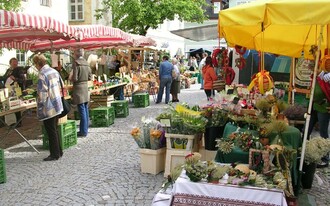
[[299, 25, 324, 172]]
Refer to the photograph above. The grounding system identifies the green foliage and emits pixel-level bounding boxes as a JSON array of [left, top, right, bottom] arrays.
[[0, 0, 21, 11], [95, 0, 209, 35]]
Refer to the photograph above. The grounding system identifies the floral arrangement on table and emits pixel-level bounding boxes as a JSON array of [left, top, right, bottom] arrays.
[[201, 105, 229, 128], [216, 131, 261, 153], [130, 117, 165, 150], [184, 153, 208, 182], [161, 152, 294, 197], [303, 136, 330, 165]]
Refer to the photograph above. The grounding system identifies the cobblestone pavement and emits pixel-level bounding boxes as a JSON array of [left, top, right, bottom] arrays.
[[0, 83, 329, 206]]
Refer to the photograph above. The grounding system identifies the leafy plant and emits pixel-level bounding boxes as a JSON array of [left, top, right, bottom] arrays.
[[202, 105, 228, 127], [95, 0, 210, 35], [303, 137, 330, 165]]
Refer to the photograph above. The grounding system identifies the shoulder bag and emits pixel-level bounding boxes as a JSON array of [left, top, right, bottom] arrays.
[[58, 77, 71, 118], [212, 76, 226, 92]]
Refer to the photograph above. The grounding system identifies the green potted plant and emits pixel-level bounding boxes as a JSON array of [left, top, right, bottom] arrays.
[[202, 105, 229, 151], [206, 162, 230, 183], [301, 137, 330, 189]]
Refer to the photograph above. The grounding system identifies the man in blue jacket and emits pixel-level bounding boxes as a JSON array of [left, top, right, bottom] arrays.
[[156, 56, 173, 104]]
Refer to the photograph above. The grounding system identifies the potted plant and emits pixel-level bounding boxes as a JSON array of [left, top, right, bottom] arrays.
[[130, 117, 166, 175], [202, 105, 229, 151], [301, 137, 330, 188], [184, 153, 208, 182], [206, 162, 230, 183]]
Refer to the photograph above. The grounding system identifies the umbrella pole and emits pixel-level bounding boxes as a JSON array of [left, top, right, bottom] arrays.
[[299, 25, 324, 172]]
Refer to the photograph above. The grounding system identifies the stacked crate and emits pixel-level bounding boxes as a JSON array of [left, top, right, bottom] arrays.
[[133, 93, 150, 108], [42, 120, 77, 150], [111, 100, 129, 118], [90, 106, 115, 127], [89, 95, 114, 109], [0, 149, 6, 184]]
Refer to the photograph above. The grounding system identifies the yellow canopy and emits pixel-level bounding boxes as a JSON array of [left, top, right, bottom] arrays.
[[218, 0, 330, 59]]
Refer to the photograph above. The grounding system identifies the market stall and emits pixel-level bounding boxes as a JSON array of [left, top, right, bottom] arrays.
[[0, 9, 77, 152], [218, 0, 330, 184]]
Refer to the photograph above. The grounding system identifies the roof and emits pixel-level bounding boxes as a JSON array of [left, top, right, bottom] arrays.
[[170, 24, 218, 41]]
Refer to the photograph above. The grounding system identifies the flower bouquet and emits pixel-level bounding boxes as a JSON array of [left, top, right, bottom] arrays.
[[202, 105, 229, 128], [130, 117, 165, 150]]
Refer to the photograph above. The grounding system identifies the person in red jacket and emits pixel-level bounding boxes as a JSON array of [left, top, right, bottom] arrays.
[[202, 56, 218, 101]]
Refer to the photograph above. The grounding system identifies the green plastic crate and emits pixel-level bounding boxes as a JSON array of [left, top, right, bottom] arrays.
[[42, 120, 77, 150], [90, 106, 114, 117], [91, 116, 115, 127], [111, 100, 129, 118], [133, 93, 150, 108], [0, 149, 6, 184]]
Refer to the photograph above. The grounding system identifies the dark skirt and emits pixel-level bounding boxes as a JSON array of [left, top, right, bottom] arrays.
[[170, 80, 180, 94]]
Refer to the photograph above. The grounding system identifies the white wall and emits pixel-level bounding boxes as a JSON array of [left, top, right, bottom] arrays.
[[0, 0, 69, 75], [146, 19, 185, 58]]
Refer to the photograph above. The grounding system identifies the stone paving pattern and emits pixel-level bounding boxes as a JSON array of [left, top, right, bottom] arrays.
[[0, 83, 329, 206]]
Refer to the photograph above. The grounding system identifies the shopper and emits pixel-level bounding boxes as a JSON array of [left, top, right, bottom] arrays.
[[4, 58, 24, 127], [33, 54, 63, 161], [198, 52, 208, 89], [156, 55, 173, 104], [202, 56, 218, 101], [70, 48, 92, 137], [307, 71, 330, 168], [170, 58, 180, 102]]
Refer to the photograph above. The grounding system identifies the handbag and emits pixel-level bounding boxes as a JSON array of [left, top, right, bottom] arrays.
[[213, 78, 226, 92], [58, 77, 71, 118]]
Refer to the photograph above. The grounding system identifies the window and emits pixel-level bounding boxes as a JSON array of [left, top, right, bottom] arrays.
[[40, 0, 51, 6], [16, 50, 26, 66], [70, 0, 84, 21]]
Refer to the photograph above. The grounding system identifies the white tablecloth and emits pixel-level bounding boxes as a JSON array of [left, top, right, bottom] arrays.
[[152, 171, 288, 206]]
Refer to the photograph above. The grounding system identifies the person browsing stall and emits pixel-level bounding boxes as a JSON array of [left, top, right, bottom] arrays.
[[202, 56, 218, 101], [156, 55, 173, 104], [70, 48, 92, 137], [170, 58, 180, 102], [33, 54, 64, 161]]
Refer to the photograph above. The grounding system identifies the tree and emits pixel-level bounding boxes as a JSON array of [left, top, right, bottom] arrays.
[[95, 0, 210, 35], [0, 0, 21, 11]]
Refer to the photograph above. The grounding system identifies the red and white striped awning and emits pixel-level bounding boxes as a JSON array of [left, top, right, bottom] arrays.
[[20, 25, 134, 51], [0, 9, 76, 44], [131, 34, 157, 47]]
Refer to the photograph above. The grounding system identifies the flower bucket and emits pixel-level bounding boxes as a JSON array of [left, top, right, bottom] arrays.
[[204, 126, 224, 151], [139, 148, 166, 175], [301, 162, 317, 189]]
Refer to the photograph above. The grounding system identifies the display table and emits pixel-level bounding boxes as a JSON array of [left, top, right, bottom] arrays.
[[152, 171, 288, 206], [0, 103, 39, 153], [215, 122, 302, 186]]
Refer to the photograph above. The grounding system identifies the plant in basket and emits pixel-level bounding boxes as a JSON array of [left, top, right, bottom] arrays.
[[184, 153, 207, 182], [206, 161, 230, 183], [169, 104, 207, 135], [303, 136, 330, 165]]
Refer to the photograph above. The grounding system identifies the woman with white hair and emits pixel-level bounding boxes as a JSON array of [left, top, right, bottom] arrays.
[[170, 58, 180, 102], [33, 54, 63, 161]]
